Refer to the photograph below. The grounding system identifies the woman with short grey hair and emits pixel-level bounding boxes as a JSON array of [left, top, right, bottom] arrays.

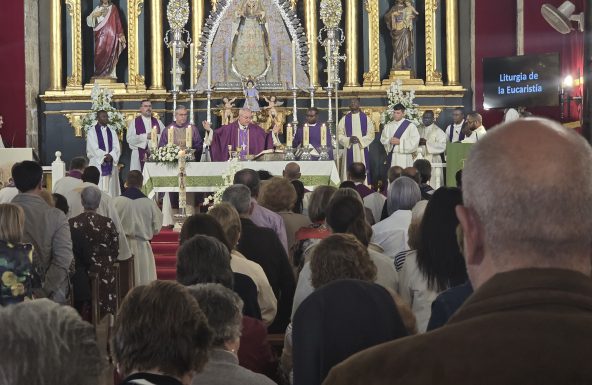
[[189, 283, 277, 385], [0, 299, 103, 385], [69, 185, 119, 321], [371, 176, 422, 259]]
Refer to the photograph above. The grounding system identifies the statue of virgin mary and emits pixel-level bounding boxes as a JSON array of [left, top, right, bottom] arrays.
[[230, 0, 272, 80]]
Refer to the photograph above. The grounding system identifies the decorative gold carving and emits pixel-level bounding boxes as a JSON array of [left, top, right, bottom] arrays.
[[65, 0, 83, 90], [345, 0, 359, 87], [304, 0, 318, 86], [49, 0, 63, 91], [211, 0, 218, 12], [64, 112, 85, 137], [361, 107, 384, 132], [445, 0, 460, 85], [127, 0, 146, 90], [167, 0, 190, 30], [150, 0, 165, 90], [362, 0, 381, 87], [425, 0, 443, 85]]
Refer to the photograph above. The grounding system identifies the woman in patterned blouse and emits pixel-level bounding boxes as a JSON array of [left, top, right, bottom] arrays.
[[69, 185, 119, 321]]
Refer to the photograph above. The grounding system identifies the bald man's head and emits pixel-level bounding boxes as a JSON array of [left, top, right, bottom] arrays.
[[283, 162, 301, 181], [459, 118, 592, 288]]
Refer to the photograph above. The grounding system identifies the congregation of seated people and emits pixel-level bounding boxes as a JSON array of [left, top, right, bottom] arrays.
[[2, 117, 592, 385]]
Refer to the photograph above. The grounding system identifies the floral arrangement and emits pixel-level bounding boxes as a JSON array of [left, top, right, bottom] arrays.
[[381, 80, 421, 127], [149, 143, 192, 163], [203, 157, 243, 209], [82, 83, 127, 134]]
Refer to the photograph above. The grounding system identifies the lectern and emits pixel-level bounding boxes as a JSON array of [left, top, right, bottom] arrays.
[[445, 143, 473, 187]]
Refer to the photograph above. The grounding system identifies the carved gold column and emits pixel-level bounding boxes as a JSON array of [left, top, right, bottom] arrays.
[[425, 0, 442, 85], [211, 0, 218, 12], [345, 0, 359, 87], [65, 0, 83, 89], [445, 0, 460, 85], [49, 0, 62, 91], [362, 0, 381, 87], [128, 0, 146, 91], [150, 0, 165, 90], [192, 0, 205, 86], [304, 0, 318, 86]]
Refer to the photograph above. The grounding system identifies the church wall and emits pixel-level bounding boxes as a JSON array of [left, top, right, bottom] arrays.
[[474, 0, 584, 127], [0, 0, 26, 148]]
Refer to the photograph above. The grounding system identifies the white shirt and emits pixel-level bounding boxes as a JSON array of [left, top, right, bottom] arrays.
[[445, 120, 465, 142], [371, 210, 412, 259], [0, 186, 18, 203], [461, 125, 487, 144]]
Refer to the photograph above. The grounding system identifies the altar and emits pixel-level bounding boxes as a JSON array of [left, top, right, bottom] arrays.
[[141, 160, 340, 197]]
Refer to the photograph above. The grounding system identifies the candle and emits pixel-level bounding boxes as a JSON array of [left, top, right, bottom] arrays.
[[189, 43, 195, 89], [178, 149, 186, 160], [172, 43, 177, 91], [303, 123, 309, 147], [168, 127, 174, 145], [291, 40, 297, 89], [185, 125, 192, 148], [286, 123, 293, 147], [207, 42, 212, 90], [320, 123, 327, 147], [151, 126, 158, 148]]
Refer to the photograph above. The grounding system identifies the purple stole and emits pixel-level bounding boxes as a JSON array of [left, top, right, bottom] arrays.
[[386, 119, 411, 167], [121, 186, 146, 200], [448, 124, 465, 142], [95, 124, 113, 176], [345, 112, 371, 182], [66, 170, 83, 179], [135, 116, 159, 168]]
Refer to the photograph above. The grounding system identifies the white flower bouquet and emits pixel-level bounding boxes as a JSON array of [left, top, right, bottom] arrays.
[[82, 83, 127, 134], [149, 143, 191, 163], [203, 157, 243, 209], [381, 80, 421, 126]]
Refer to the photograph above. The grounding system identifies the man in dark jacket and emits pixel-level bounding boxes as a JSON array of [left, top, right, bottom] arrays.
[[324, 118, 592, 385]]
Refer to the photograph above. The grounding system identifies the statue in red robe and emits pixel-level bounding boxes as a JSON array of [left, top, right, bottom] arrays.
[[86, 0, 126, 78]]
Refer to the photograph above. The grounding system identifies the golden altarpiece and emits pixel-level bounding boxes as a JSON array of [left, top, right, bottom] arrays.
[[40, 0, 465, 177]]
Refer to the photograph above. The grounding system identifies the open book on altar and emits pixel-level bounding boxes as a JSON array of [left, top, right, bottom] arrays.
[[253, 148, 285, 161]]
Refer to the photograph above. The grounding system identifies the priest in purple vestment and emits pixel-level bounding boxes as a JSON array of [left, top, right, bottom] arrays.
[[159, 105, 203, 159], [292, 107, 333, 160], [203, 108, 280, 161]]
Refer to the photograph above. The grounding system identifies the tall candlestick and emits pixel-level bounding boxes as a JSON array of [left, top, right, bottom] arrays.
[[303, 123, 309, 147], [172, 43, 177, 91], [151, 126, 158, 148], [292, 40, 297, 89], [168, 127, 174, 145], [286, 123, 293, 147], [189, 43, 195, 89], [308, 42, 314, 89], [185, 125, 192, 148], [207, 42, 212, 90], [320, 123, 327, 146]]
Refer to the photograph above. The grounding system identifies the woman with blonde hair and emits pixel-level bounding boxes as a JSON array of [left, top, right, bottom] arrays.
[[0, 203, 34, 305]]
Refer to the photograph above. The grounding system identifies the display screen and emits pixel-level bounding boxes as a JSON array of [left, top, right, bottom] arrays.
[[482, 53, 560, 109]]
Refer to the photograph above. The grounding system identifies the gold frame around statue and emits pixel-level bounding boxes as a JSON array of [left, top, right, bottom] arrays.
[[127, 0, 147, 91], [65, 0, 83, 90], [362, 0, 381, 88]]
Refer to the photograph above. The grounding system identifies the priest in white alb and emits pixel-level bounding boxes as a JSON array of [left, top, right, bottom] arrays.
[[86, 110, 121, 196], [417, 110, 447, 187], [113, 170, 163, 285], [53, 156, 87, 196], [381, 103, 420, 169], [127, 100, 165, 171], [337, 97, 375, 183]]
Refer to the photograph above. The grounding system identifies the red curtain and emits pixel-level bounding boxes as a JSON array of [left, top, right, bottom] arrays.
[[0, 0, 25, 147]]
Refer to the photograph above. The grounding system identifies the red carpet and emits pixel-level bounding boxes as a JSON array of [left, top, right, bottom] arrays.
[[151, 229, 179, 280]]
